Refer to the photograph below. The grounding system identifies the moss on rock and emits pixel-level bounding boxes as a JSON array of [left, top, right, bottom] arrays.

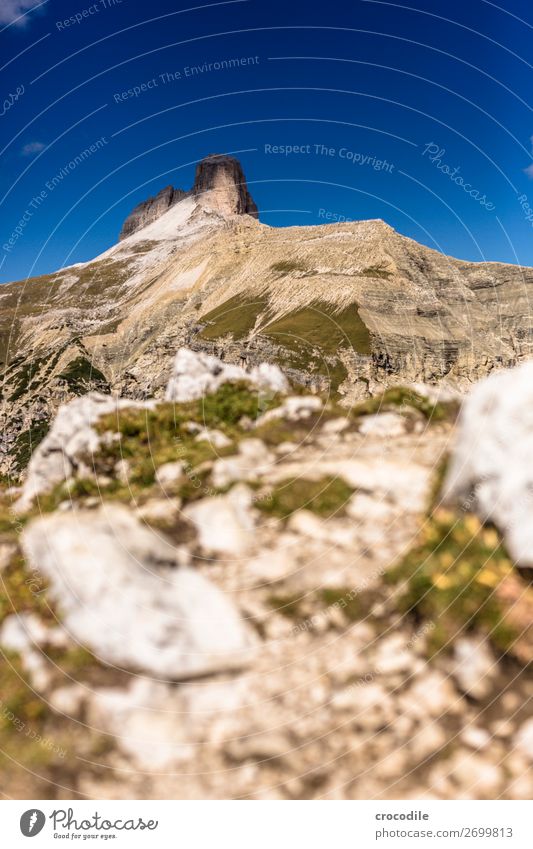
[[351, 386, 459, 423], [258, 476, 354, 520]]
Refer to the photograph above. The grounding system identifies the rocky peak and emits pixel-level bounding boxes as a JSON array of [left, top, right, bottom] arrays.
[[192, 154, 259, 218], [119, 155, 258, 240], [119, 185, 187, 240]]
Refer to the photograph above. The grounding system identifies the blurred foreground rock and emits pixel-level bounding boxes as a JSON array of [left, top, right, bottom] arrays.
[[0, 353, 531, 800], [444, 360, 533, 569], [21, 505, 256, 679]]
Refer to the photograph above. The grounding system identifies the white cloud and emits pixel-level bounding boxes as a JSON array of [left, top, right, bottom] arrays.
[[21, 141, 45, 156], [0, 0, 46, 25]]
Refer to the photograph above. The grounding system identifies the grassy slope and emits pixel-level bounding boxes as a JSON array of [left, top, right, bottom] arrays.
[[198, 293, 372, 391]]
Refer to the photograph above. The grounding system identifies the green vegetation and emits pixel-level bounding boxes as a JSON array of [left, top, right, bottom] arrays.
[[0, 651, 57, 776], [1, 258, 132, 318], [263, 302, 371, 357], [267, 593, 305, 620], [270, 260, 309, 275], [198, 295, 371, 394], [386, 508, 531, 657], [62, 258, 134, 301], [362, 262, 392, 279], [90, 403, 220, 493], [255, 414, 322, 448], [0, 517, 124, 788], [7, 356, 48, 402], [351, 386, 459, 423], [124, 240, 159, 254], [201, 381, 275, 426], [198, 295, 268, 341], [0, 653, 47, 726], [320, 587, 361, 621], [267, 586, 361, 625], [258, 476, 354, 520], [0, 646, 112, 789], [3, 351, 108, 477], [57, 356, 109, 394], [258, 301, 371, 393], [35, 382, 281, 508], [12, 421, 50, 475], [0, 257, 133, 366], [0, 549, 50, 627]]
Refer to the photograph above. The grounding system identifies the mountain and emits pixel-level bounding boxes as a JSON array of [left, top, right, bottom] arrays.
[[0, 153, 531, 475], [0, 155, 532, 800], [118, 153, 258, 239]]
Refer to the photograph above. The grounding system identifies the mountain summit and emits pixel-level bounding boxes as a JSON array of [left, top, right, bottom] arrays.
[[0, 153, 531, 476], [192, 153, 259, 218], [119, 154, 258, 240]]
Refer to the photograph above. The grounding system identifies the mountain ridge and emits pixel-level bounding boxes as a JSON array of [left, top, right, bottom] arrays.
[[118, 153, 259, 241], [0, 153, 531, 476]]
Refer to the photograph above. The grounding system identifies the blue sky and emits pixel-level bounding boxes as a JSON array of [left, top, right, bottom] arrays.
[[1, 0, 532, 283]]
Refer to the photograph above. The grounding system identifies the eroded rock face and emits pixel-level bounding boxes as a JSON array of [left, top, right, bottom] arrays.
[[193, 153, 259, 218], [21, 505, 257, 679], [443, 361, 533, 568], [1, 154, 532, 479], [119, 185, 187, 240], [118, 154, 258, 240]]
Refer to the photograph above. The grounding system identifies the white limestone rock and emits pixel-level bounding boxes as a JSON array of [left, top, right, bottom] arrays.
[[401, 671, 460, 719], [358, 412, 407, 438], [249, 362, 289, 396], [514, 719, 533, 762], [16, 392, 150, 512], [184, 484, 256, 555], [211, 438, 274, 489], [0, 612, 69, 652], [21, 505, 256, 679], [165, 348, 288, 403], [194, 428, 232, 448], [155, 460, 186, 488], [256, 395, 322, 426], [49, 684, 87, 718], [451, 635, 498, 700], [443, 361, 533, 568], [87, 673, 250, 769], [87, 680, 194, 769]]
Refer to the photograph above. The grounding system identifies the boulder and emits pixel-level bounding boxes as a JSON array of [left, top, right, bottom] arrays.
[[155, 460, 186, 488], [451, 635, 498, 700], [444, 361, 533, 568], [15, 393, 150, 512], [211, 439, 274, 489], [358, 412, 407, 438], [165, 347, 288, 403], [184, 484, 256, 556], [514, 718, 533, 762], [21, 505, 256, 679], [256, 396, 322, 426]]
